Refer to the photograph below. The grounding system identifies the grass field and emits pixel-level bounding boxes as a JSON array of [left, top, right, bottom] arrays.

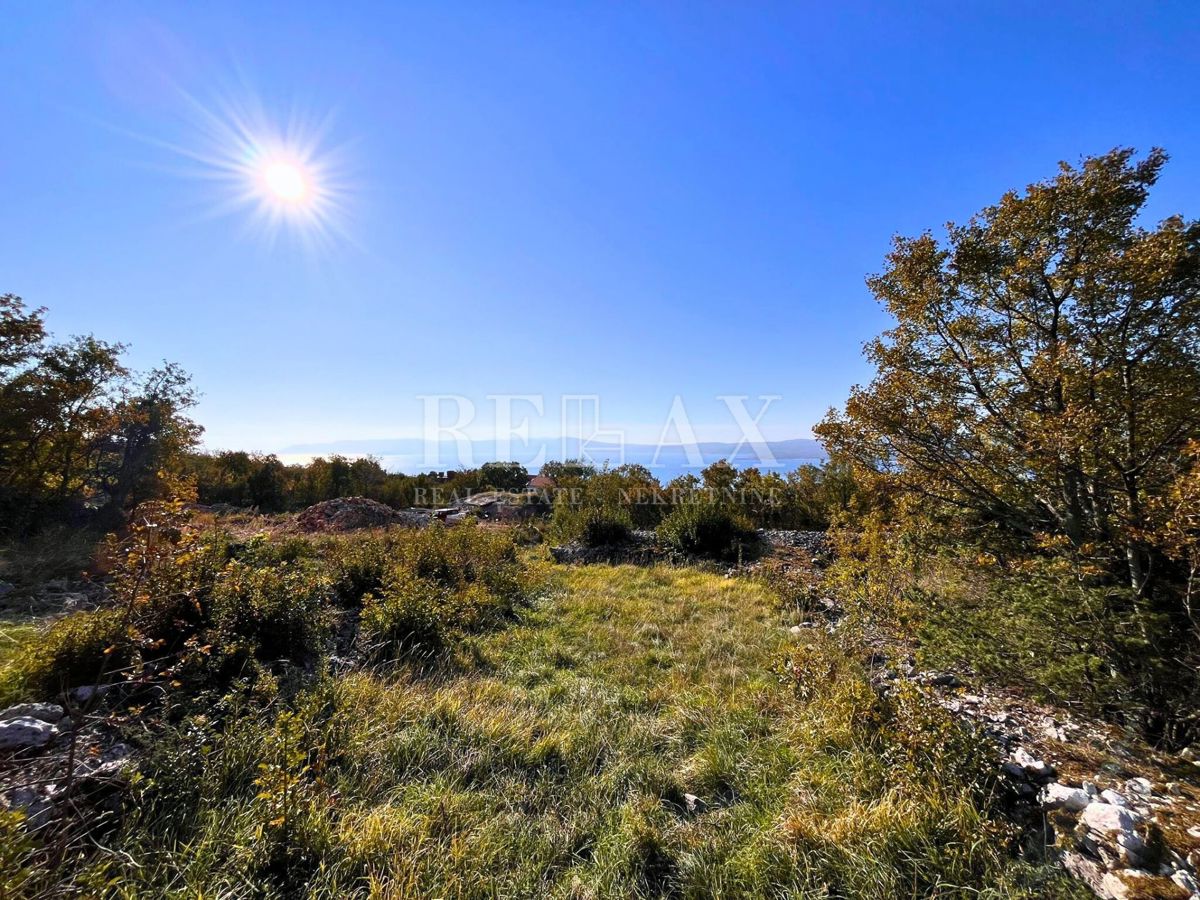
[[6, 560, 1087, 898]]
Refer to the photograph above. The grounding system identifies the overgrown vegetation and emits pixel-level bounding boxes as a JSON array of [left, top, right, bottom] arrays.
[[546, 459, 854, 554], [184, 448, 858, 531], [181, 450, 495, 512], [656, 500, 756, 561], [359, 524, 534, 659], [0, 506, 542, 709]]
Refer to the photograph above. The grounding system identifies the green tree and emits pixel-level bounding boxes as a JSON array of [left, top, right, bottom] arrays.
[[700, 459, 737, 497], [480, 461, 528, 492], [540, 459, 596, 481], [0, 295, 200, 532], [818, 148, 1200, 590], [100, 363, 201, 522], [817, 149, 1200, 744]]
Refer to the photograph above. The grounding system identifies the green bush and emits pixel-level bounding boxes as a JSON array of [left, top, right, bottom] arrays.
[[359, 524, 535, 659], [394, 523, 520, 590], [915, 559, 1184, 734], [209, 560, 333, 662], [550, 501, 634, 546], [359, 572, 448, 658], [233, 534, 316, 567], [656, 502, 756, 560], [324, 536, 392, 603]]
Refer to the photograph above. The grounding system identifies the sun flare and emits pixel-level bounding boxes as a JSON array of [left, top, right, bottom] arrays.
[[150, 88, 351, 251], [261, 160, 311, 205]]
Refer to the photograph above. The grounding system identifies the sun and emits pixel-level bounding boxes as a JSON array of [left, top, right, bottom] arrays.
[[148, 88, 353, 251], [261, 160, 311, 205]]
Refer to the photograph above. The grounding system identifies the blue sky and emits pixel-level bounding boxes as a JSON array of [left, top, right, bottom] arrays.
[[3, 1, 1199, 454]]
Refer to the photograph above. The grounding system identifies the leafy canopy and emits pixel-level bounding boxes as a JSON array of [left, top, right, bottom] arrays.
[[817, 148, 1200, 589]]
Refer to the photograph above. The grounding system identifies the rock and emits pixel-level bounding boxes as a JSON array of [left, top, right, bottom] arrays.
[[0, 580, 14, 597], [788, 624, 805, 635], [1100, 870, 1151, 900], [67, 684, 113, 705], [927, 672, 960, 687], [1173, 870, 1199, 894], [1081, 802, 1140, 837], [1, 786, 54, 829], [60, 592, 90, 610], [759, 530, 827, 553], [1041, 782, 1091, 812], [1013, 781, 1038, 800], [1041, 719, 1072, 741], [1001, 761, 1028, 780], [1115, 829, 1147, 867], [0, 702, 65, 723], [74, 742, 133, 782], [0, 716, 58, 751], [1123, 777, 1153, 797], [1080, 802, 1145, 865], [1101, 789, 1130, 807], [1011, 747, 1055, 781], [1061, 851, 1107, 896]]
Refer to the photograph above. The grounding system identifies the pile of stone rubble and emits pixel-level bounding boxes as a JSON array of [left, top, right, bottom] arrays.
[[0, 700, 133, 832], [295, 496, 430, 532], [931, 680, 1200, 899], [758, 530, 829, 555]]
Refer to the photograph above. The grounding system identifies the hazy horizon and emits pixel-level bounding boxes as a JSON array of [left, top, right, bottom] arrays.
[[271, 435, 826, 480]]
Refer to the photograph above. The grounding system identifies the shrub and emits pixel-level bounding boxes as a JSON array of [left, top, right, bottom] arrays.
[[0, 526, 100, 587], [324, 536, 392, 603], [359, 525, 535, 660], [394, 523, 520, 591], [234, 534, 317, 567], [551, 501, 634, 546], [916, 558, 1175, 733], [359, 572, 447, 658], [209, 560, 333, 662], [656, 502, 756, 560]]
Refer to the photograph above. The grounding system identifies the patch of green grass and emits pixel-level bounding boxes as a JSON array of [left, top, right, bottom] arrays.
[[49, 563, 1086, 898], [0, 621, 41, 703], [0, 621, 40, 668]]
